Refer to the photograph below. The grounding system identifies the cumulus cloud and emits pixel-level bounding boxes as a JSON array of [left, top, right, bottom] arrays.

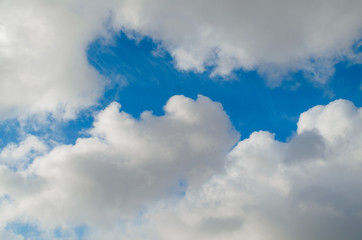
[[1, 0, 362, 120], [0, 95, 239, 229], [114, 99, 362, 240], [113, 0, 362, 82], [0, 0, 111, 119], [0, 96, 361, 239], [1, 0, 361, 238]]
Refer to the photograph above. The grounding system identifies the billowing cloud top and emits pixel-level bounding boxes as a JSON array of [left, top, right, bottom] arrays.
[[0, 96, 239, 227], [1, 96, 362, 239]]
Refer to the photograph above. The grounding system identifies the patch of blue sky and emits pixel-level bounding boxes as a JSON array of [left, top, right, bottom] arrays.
[[0, 110, 94, 149], [5, 222, 88, 240], [1, 33, 360, 147], [166, 178, 188, 197], [73, 225, 88, 239], [5, 222, 41, 240], [87, 32, 362, 142], [176, 179, 188, 197], [0, 194, 12, 204], [0, 120, 20, 149], [54, 225, 88, 240]]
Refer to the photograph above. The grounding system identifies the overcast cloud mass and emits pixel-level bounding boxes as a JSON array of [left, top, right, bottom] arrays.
[[0, 0, 362, 239]]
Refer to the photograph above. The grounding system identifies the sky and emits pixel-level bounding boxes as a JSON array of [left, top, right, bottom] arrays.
[[0, 0, 362, 239]]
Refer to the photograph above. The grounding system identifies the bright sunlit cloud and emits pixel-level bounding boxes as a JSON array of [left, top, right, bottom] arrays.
[[1, 97, 361, 239]]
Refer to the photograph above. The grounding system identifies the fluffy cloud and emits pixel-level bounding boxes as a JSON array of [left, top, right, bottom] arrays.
[[113, 0, 362, 82], [0, 96, 361, 239], [0, 95, 239, 230], [0, 0, 111, 119], [118, 99, 362, 240], [1, 0, 362, 120]]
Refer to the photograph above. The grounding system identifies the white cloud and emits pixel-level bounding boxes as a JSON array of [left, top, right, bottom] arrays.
[[1, 0, 362, 120], [92, 99, 361, 240], [126, 99, 361, 240], [0, 0, 111, 120], [0, 96, 361, 239], [0, 95, 239, 229], [1, 0, 362, 238], [0, 230, 24, 240], [112, 0, 362, 82], [0, 135, 48, 170]]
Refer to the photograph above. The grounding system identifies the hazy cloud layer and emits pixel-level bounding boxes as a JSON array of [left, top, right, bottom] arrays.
[[0, 97, 361, 239], [1, 0, 362, 119]]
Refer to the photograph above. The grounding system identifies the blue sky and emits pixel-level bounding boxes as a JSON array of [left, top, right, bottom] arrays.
[[1, 1, 362, 239], [86, 33, 361, 142], [6, 32, 359, 147]]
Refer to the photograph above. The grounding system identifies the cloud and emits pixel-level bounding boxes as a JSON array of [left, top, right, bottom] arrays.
[[1, 0, 361, 238], [1, 0, 362, 120], [121, 99, 361, 240], [112, 0, 362, 82], [0, 0, 110, 120], [0, 96, 361, 239], [0, 135, 48, 170], [0, 95, 239, 230]]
